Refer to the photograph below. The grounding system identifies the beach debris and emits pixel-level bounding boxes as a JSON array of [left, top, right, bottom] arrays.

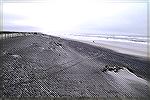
[[39, 47, 45, 51], [2, 50, 21, 59], [54, 42, 62, 47], [31, 42, 40, 47], [102, 64, 124, 73], [12, 54, 21, 59], [59, 54, 61, 56], [48, 41, 62, 50], [1, 50, 7, 55], [2, 50, 14, 56]]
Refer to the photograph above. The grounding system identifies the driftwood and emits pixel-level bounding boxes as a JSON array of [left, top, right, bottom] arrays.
[[102, 64, 124, 73]]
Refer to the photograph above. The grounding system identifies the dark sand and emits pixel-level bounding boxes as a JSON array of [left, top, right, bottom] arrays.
[[0, 33, 150, 99]]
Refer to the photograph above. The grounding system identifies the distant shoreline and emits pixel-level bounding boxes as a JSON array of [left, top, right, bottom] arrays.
[[63, 37, 149, 59], [1, 31, 149, 59]]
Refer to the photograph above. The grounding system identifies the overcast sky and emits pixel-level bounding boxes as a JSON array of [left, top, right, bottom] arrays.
[[2, 0, 148, 36]]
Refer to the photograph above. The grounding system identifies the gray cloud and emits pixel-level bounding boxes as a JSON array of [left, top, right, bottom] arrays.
[[2, 0, 44, 3], [78, 3, 147, 35], [2, 0, 148, 36], [3, 25, 42, 32]]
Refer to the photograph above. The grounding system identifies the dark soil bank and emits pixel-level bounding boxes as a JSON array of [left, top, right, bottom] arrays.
[[0, 33, 150, 99]]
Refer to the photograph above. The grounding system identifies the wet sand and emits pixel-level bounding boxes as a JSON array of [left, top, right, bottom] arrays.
[[63, 36, 149, 58], [0, 33, 150, 99]]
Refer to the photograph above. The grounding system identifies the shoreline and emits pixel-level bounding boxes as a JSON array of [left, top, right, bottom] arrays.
[[62, 37, 149, 59]]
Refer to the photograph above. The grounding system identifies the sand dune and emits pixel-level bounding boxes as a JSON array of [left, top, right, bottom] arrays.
[[0, 32, 150, 99]]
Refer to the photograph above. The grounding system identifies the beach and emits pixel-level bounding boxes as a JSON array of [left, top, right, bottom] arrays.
[[61, 34, 149, 58], [0, 33, 150, 99]]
